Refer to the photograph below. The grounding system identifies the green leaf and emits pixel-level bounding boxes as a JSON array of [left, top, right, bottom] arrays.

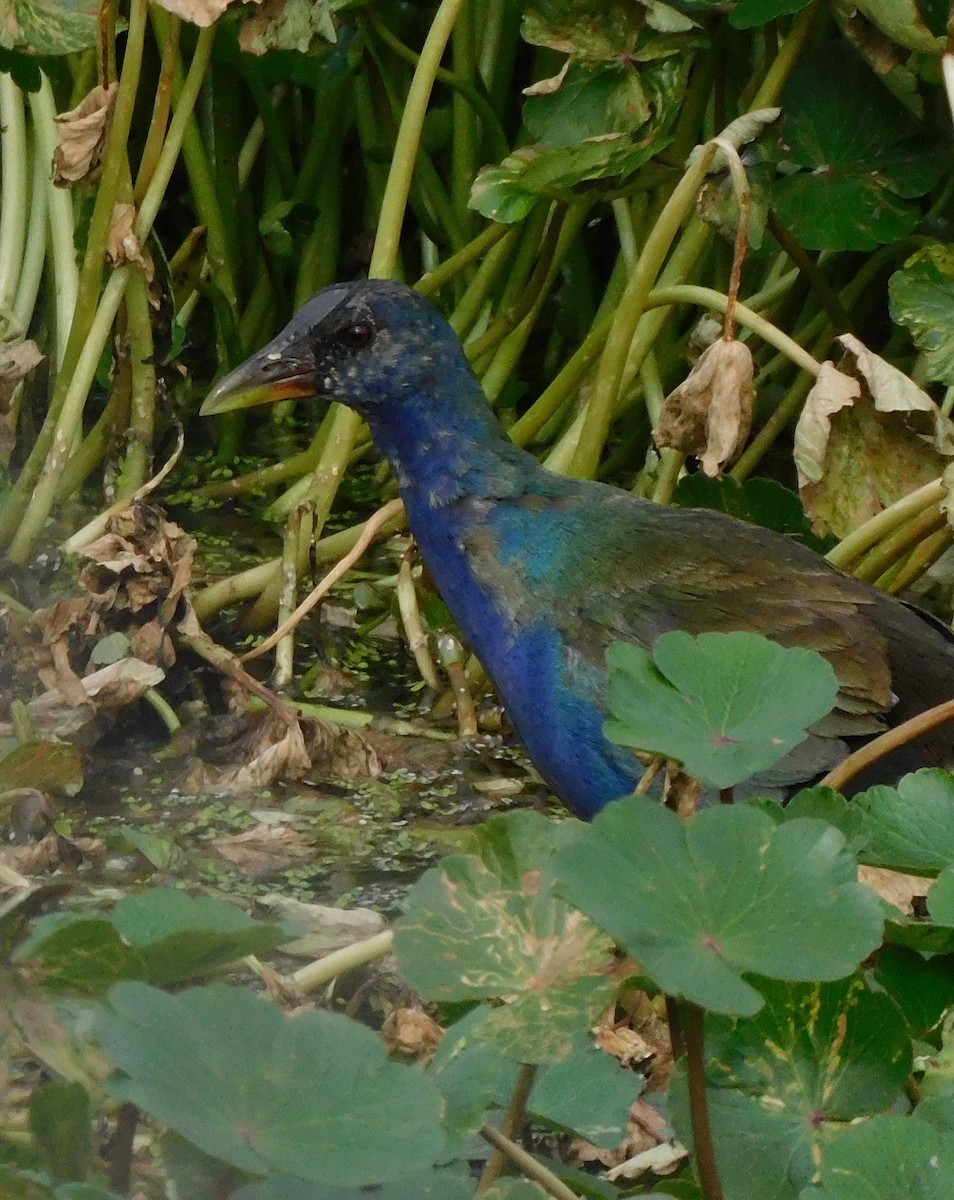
[[555, 797, 883, 1015], [730, 0, 815, 30], [28, 1082, 94, 1185], [856, 770, 954, 875], [0, 0, 98, 54], [97, 982, 445, 1185], [928, 866, 954, 925], [772, 42, 944, 251], [394, 811, 616, 1062], [14, 916, 145, 996], [111, 888, 293, 986], [813, 1113, 954, 1198], [232, 1164, 476, 1200], [673, 474, 831, 551], [532, 1048, 641, 1146], [0, 740, 83, 795], [431, 1008, 518, 1157], [875, 946, 954, 1036], [604, 631, 838, 788], [762, 787, 868, 850], [889, 246, 954, 387], [669, 977, 911, 1198]]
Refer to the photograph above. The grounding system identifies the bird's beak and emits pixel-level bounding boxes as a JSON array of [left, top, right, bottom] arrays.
[[200, 333, 316, 417]]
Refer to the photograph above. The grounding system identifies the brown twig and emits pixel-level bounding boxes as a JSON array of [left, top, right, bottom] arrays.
[[820, 698, 954, 793]]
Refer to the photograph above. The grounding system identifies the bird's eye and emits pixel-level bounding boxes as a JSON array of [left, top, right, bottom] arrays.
[[339, 322, 374, 350]]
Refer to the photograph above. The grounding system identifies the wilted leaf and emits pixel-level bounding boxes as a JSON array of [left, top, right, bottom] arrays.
[[238, 0, 347, 54], [853, 0, 942, 53], [212, 824, 314, 875], [382, 1007, 444, 1060], [53, 84, 115, 185], [184, 711, 312, 792], [106, 203, 154, 279], [255, 893, 386, 959], [153, 0, 249, 26], [0, 339, 42, 464], [795, 336, 954, 537], [655, 338, 755, 476], [394, 811, 616, 1062]]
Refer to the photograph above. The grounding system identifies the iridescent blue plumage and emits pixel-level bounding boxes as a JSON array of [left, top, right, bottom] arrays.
[[203, 280, 954, 817]]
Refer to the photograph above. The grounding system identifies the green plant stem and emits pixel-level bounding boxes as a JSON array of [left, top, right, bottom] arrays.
[[6, 24, 215, 561], [0, 0, 149, 548], [684, 1002, 724, 1200], [452, 1, 478, 220], [477, 1062, 538, 1195], [449, 222, 523, 338], [417, 220, 510, 297], [238, 0, 467, 625], [369, 0, 467, 281], [369, 10, 508, 163], [142, 687, 181, 735], [11, 123, 47, 338], [749, 1, 821, 109], [292, 930, 395, 993], [120, 267, 156, 497], [480, 1125, 581, 1200], [826, 478, 948, 570], [649, 285, 821, 377], [133, 14, 179, 203], [571, 150, 716, 479], [0, 76, 27, 320], [851, 505, 947, 583], [882, 526, 950, 593]]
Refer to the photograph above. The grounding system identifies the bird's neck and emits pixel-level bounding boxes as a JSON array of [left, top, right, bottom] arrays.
[[365, 377, 534, 510]]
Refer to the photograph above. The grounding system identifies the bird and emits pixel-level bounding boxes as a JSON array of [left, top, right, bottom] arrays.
[[201, 279, 954, 819]]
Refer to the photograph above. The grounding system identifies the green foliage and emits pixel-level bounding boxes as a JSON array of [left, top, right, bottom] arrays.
[[604, 630, 839, 787], [97, 982, 446, 1185], [556, 797, 882, 1014], [889, 245, 954, 387], [772, 43, 945, 250], [394, 811, 616, 1061]]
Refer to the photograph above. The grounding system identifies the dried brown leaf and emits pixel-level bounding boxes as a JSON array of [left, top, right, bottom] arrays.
[[0, 340, 43, 464], [859, 864, 927, 915], [655, 338, 755, 476], [212, 824, 313, 875], [54, 85, 115, 185], [382, 1007, 444, 1061], [796, 340, 954, 537], [106, 203, 154, 279], [152, 0, 252, 27], [256, 894, 387, 959], [184, 712, 312, 793]]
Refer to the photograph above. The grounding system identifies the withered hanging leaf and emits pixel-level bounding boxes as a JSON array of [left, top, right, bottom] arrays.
[[654, 338, 755, 477], [795, 335, 954, 537], [106, 203, 154, 280], [53, 84, 115, 185], [152, 0, 253, 26], [238, 0, 339, 54], [0, 339, 43, 464]]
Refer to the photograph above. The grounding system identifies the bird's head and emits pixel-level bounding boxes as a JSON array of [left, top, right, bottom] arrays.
[[200, 279, 469, 421]]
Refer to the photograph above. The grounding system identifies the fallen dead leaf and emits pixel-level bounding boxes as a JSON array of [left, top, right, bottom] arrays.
[[382, 1006, 444, 1060], [255, 894, 387, 958], [859, 864, 928, 915], [54, 85, 115, 185], [655, 338, 755, 477], [212, 824, 314, 875]]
